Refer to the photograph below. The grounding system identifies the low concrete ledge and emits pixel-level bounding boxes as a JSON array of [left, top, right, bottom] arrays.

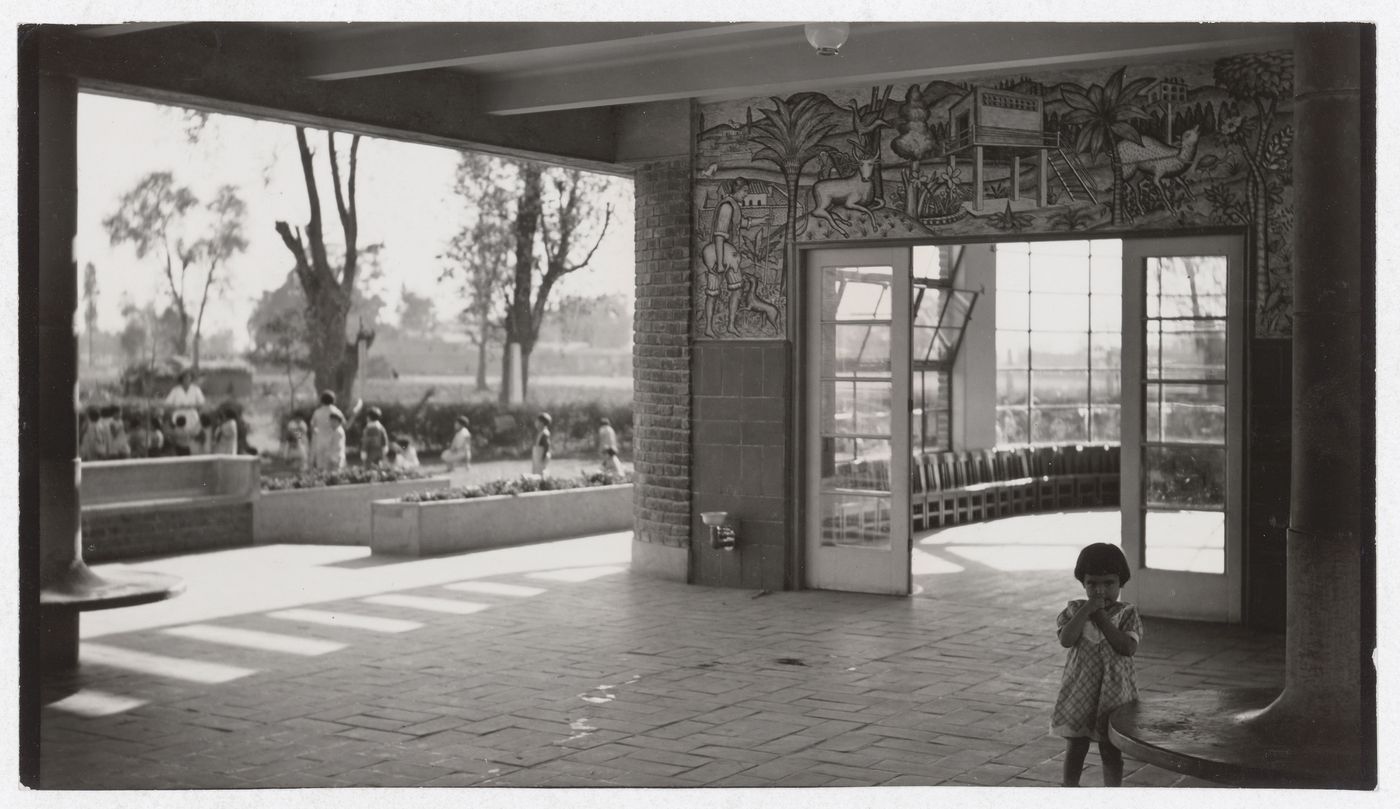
[[81, 455, 259, 505], [630, 536, 688, 582], [371, 484, 633, 557], [255, 477, 451, 546]]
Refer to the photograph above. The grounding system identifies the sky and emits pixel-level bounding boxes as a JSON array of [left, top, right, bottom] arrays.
[[74, 92, 636, 349]]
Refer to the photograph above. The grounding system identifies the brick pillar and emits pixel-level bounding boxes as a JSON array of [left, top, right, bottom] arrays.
[[631, 156, 693, 576]]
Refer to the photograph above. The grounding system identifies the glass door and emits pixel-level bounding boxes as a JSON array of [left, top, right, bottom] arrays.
[[1121, 236, 1245, 621], [805, 247, 911, 594]]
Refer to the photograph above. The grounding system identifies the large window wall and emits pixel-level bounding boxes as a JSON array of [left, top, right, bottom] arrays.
[[995, 239, 1123, 446]]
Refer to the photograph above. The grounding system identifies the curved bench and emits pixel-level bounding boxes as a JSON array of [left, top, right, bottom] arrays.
[[912, 445, 1120, 531]]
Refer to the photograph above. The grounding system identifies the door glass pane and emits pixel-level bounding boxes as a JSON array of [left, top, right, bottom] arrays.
[[1144, 445, 1226, 508], [820, 495, 891, 549], [1147, 256, 1227, 318], [823, 324, 890, 376], [1146, 383, 1226, 443], [1148, 321, 1226, 381], [823, 381, 892, 435], [824, 266, 893, 320], [822, 437, 893, 492], [1145, 510, 1224, 573]]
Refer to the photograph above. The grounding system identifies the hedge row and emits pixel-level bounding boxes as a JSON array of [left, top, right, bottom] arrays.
[[284, 399, 633, 461]]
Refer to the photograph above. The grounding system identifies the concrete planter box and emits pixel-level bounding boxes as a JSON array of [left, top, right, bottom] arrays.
[[255, 477, 451, 546], [370, 484, 634, 557]]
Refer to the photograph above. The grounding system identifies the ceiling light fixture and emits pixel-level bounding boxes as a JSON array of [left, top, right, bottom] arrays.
[[804, 23, 850, 56]]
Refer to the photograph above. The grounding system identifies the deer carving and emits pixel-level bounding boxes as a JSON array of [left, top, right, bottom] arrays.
[[1117, 125, 1202, 217], [808, 142, 879, 237]]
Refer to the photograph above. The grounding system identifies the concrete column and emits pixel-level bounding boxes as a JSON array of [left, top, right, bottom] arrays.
[[1253, 23, 1369, 745], [33, 70, 90, 668]]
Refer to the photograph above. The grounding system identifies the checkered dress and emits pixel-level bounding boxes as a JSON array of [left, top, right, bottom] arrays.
[[1051, 599, 1142, 741]]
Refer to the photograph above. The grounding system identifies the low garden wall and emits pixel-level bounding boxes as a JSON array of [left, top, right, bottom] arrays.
[[254, 476, 451, 546], [80, 456, 260, 562], [371, 483, 634, 557]]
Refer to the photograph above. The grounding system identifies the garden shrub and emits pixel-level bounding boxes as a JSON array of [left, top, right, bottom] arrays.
[[261, 465, 431, 491], [400, 470, 632, 503]]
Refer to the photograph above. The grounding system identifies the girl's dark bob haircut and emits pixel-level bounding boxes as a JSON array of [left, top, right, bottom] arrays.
[[1074, 542, 1131, 585], [320, 390, 337, 405]]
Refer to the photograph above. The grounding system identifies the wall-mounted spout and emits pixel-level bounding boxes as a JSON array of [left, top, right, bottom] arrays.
[[700, 511, 737, 551]]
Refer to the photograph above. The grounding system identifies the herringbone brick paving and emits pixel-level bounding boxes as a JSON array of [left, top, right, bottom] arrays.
[[39, 521, 1284, 789]]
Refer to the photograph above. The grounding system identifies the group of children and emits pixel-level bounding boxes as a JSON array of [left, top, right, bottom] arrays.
[[78, 402, 241, 461], [282, 401, 626, 479], [284, 391, 419, 473]]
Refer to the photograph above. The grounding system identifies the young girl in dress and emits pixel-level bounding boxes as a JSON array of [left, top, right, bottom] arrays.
[[1052, 542, 1142, 787]]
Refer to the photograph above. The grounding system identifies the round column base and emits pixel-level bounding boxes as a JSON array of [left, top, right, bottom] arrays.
[[1109, 688, 1374, 789]]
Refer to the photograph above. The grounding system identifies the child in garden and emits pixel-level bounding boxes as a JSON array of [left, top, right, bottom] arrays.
[[146, 414, 166, 456], [212, 404, 240, 455], [1052, 542, 1142, 787], [326, 410, 348, 470], [102, 405, 130, 459], [360, 407, 389, 466], [442, 415, 472, 472], [309, 390, 345, 470], [393, 437, 420, 471], [127, 413, 150, 459], [601, 446, 624, 479], [285, 418, 309, 470], [531, 412, 552, 476]]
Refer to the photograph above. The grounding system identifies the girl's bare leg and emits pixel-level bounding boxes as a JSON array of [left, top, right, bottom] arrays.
[[1098, 739, 1124, 787], [1062, 737, 1091, 786]]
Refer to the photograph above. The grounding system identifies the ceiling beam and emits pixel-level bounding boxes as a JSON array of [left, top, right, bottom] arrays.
[[301, 21, 802, 81], [479, 22, 1294, 115], [76, 23, 188, 38]]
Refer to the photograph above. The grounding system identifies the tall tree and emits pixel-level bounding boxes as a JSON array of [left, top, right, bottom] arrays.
[[102, 171, 199, 356], [500, 164, 615, 401], [440, 152, 518, 391], [748, 94, 837, 292], [397, 285, 438, 336], [1059, 67, 1153, 225], [273, 126, 369, 405], [188, 185, 248, 368], [82, 262, 98, 368]]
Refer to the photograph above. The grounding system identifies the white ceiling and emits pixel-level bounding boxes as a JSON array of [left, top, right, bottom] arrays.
[[79, 21, 1295, 116]]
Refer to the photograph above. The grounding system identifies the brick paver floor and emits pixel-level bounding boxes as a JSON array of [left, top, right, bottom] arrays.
[[38, 511, 1284, 790]]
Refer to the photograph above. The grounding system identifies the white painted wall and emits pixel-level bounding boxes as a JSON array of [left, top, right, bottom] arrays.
[[951, 243, 998, 452]]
